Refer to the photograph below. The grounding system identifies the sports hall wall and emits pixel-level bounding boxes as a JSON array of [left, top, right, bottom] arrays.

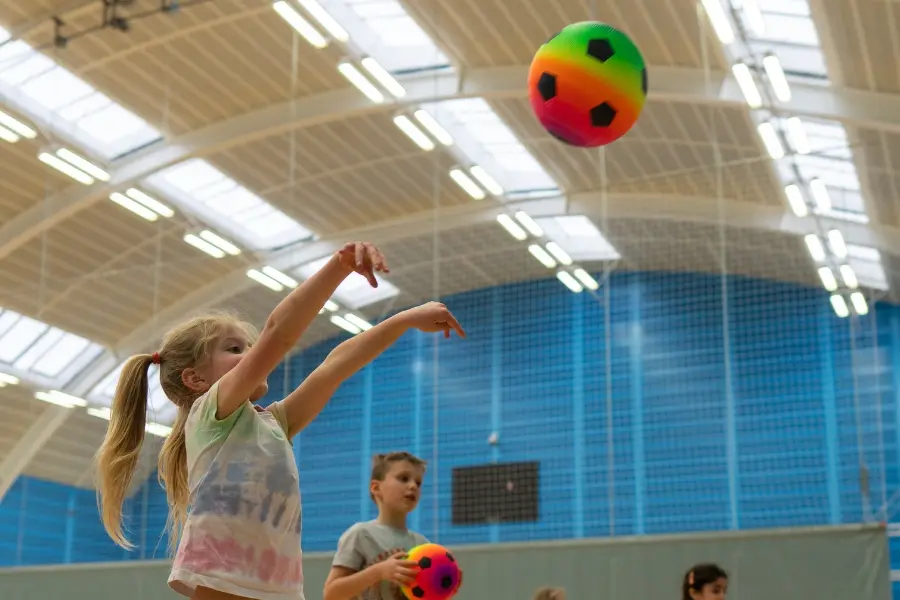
[[1, 271, 898, 569]]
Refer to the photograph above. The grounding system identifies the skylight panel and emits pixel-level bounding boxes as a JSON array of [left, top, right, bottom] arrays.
[[532, 215, 621, 262], [0, 26, 161, 158], [323, 0, 447, 71], [844, 245, 889, 291], [0, 308, 104, 385], [419, 98, 558, 193], [296, 255, 400, 308], [146, 158, 313, 250]]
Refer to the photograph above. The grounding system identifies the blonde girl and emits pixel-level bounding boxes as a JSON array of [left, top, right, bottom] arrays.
[[96, 242, 465, 600]]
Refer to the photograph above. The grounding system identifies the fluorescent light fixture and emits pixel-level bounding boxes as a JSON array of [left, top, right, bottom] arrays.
[[125, 188, 174, 218], [87, 407, 112, 420], [545, 241, 572, 265], [514, 211, 544, 236], [757, 122, 784, 159], [784, 184, 807, 217], [0, 372, 20, 387], [839, 264, 858, 289], [393, 115, 434, 150], [146, 422, 172, 438], [827, 229, 847, 258], [331, 315, 361, 334], [262, 266, 298, 288], [360, 57, 405, 98], [35, 390, 87, 408], [247, 269, 284, 291], [338, 62, 385, 103], [732, 63, 761, 108], [56, 148, 110, 181], [496, 214, 527, 240], [762, 54, 791, 102], [528, 244, 556, 268], [184, 233, 225, 258], [0, 109, 36, 139], [701, 0, 735, 43], [740, 0, 765, 34], [344, 313, 373, 331], [817, 266, 837, 291], [413, 110, 453, 145], [556, 271, 583, 293], [0, 125, 18, 143], [849, 291, 868, 315], [449, 168, 485, 199], [199, 230, 241, 255], [786, 117, 809, 154], [324, 299, 339, 312], [830, 294, 849, 318], [38, 152, 93, 184], [109, 192, 158, 221], [294, 0, 349, 42], [809, 178, 830, 211], [573, 268, 599, 290], [804, 234, 825, 262], [469, 166, 503, 196], [273, 1, 328, 48]]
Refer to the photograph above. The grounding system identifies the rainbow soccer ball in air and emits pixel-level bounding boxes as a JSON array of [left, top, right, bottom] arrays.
[[528, 21, 647, 147], [400, 543, 462, 600]]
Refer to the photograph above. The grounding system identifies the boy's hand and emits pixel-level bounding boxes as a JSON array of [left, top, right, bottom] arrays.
[[377, 552, 419, 586], [401, 302, 466, 339], [335, 242, 389, 288]]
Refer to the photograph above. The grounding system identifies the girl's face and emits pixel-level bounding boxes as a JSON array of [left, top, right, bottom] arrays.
[[690, 577, 728, 600], [185, 323, 267, 400]]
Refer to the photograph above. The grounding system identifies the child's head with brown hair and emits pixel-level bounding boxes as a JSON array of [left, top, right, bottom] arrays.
[[95, 312, 259, 552], [682, 563, 728, 600], [369, 451, 427, 515], [532, 587, 565, 600]]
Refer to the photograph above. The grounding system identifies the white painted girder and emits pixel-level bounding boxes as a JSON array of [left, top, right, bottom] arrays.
[[3, 65, 900, 262], [0, 403, 72, 502], [66, 190, 900, 397]]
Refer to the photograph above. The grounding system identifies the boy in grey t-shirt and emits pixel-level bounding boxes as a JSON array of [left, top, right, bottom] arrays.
[[324, 452, 430, 600]]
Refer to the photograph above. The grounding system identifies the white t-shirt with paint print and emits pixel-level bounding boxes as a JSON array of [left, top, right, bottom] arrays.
[[168, 381, 304, 600], [332, 520, 429, 600]]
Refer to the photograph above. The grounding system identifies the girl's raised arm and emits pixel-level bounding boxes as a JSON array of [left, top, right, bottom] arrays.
[[216, 242, 387, 418]]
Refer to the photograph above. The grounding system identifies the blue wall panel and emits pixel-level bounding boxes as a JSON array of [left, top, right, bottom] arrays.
[[1, 271, 899, 569]]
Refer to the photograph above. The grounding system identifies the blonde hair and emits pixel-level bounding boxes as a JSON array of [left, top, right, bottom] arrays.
[[532, 587, 565, 600], [95, 312, 257, 552]]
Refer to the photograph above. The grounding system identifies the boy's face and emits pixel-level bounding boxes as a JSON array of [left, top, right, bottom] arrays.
[[372, 460, 424, 513]]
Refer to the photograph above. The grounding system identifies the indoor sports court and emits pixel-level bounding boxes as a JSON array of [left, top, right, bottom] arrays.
[[0, 1, 896, 599]]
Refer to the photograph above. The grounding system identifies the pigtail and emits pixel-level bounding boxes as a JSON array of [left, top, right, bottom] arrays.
[[95, 353, 153, 549]]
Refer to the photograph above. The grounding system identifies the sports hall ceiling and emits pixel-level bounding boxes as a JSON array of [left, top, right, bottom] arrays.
[[0, 0, 899, 491]]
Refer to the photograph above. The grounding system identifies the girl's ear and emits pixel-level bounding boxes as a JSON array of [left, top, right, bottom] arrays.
[[181, 367, 208, 393]]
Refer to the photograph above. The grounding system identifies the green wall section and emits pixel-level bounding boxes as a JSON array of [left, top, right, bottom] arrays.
[[0, 524, 888, 600]]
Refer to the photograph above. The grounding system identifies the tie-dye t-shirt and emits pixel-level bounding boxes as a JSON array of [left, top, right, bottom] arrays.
[[168, 381, 303, 600]]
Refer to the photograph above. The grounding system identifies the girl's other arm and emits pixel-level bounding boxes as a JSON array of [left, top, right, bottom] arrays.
[[217, 242, 387, 418], [280, 302, 464, 437]]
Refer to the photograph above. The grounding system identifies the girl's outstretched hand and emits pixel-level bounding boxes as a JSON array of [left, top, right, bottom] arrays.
[[335, 242, 388, 287], [401, 302, 466, 339]]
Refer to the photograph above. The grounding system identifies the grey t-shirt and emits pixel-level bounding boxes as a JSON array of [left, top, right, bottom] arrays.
[[332, 520, 430, 600]]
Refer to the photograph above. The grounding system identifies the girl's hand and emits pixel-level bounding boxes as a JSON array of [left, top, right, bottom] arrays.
[[335, 242, 388, 287], [401, 302, 466, 339]]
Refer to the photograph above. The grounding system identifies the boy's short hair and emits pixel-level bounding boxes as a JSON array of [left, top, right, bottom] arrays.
[[371, 451, 427, 481], [369, 452, 427, 502], [532, 587, 565, 600]]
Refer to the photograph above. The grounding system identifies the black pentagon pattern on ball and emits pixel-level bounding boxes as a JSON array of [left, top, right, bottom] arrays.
[[441, 576, 453, 589], [412, 587, 425, 598], [641, 68, 648, 96], [418, 556, 432, 569], [537, 72, 557, 101], [587, 38, 615, 62], [446, 552, 455, 562], [590, 102, 617, 127]]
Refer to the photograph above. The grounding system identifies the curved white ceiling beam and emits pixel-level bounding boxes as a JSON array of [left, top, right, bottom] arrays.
[[3, 64, 900, 262], [66, 189, 900, 397]]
